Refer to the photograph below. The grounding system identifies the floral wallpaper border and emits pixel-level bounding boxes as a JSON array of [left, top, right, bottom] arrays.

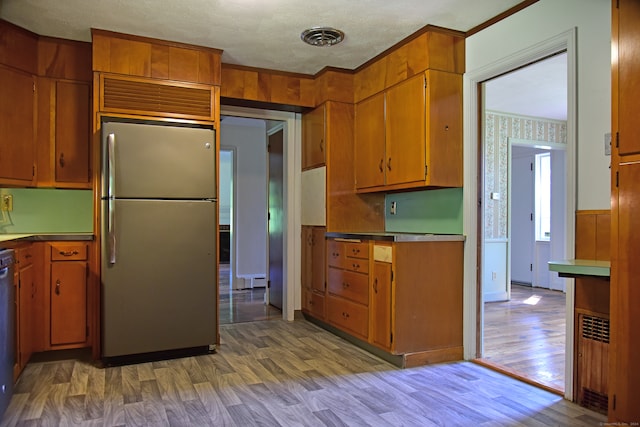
[[484, 111, 567, 239]]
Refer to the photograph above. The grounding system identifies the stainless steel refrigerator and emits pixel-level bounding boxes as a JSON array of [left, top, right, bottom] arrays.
[[101, 119, 217, 361]]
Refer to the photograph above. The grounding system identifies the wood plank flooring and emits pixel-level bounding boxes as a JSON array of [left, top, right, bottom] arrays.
[[482, 285, 566, 392], [219, 264, 281, 325], [1, 319, 605, 426]]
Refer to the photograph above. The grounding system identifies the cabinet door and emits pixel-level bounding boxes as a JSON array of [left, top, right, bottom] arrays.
[[611, 161, 640, 421], [301, 226, 313, 289], [50, 262, 87, 345], [371, 261, 392, 350], [0, 66, 35, 185], [55, 81, 91, 185], [355, 92, 385, 189], [311, 227, 326, 294], [618, 0, 640, 156], [385, 74, 426, 186], [302, 105, 325, 170]]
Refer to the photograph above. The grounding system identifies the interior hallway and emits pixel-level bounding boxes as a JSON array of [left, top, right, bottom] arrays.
[[219, 264, 281, 325]]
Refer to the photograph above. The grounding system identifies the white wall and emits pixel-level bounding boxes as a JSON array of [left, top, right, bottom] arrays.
[[301, 166, 326, 226], [463, 0, 611, 398], [219, 150, 232, 226], [220, 117, 268, 286], [467, 0, 611, 210]]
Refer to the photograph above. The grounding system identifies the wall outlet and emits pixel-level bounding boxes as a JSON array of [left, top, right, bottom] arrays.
[[390, 201, 397, 215], [1, 194, 13, 212]]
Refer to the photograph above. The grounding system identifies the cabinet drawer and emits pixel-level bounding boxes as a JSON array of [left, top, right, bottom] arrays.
[[344, 257, 369, 274], [51, 243, 88, 261], [16, 244, 34, 267], [327, 295, 368, 339], [328, 268, 369, 305], [327, 240, 344, 268], [345, 242, 368, 260]]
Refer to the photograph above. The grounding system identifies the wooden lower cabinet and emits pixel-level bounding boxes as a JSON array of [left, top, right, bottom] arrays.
[[314, 237, 464, 368], [47, 242, 89, 348], [301, 226, 326, 319], [14, 244, 37, 379]]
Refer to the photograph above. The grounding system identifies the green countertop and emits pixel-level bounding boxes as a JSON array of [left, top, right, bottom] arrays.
[[548, 259, 610, 278]]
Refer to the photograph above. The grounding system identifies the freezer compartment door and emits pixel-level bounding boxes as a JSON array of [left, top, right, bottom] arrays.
[[102, 120, 216, 199], [101, 199, 217, 358]]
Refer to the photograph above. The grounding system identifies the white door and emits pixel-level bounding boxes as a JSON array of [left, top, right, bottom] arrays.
[[510, 152, 534, 285]]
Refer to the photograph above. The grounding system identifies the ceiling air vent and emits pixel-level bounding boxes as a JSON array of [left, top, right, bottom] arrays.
[[300, 27, 345, 47]]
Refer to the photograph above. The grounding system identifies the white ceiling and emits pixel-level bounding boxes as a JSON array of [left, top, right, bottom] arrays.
[[1, 0, 523, 75], [0, 0, 567, 121], [485, 52, 567, 121]]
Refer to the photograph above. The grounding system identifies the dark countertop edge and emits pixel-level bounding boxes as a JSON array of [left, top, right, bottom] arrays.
[[0, 233, 95, 243], [325, 232, 466, 242]]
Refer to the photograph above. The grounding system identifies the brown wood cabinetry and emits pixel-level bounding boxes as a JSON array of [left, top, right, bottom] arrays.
[[319, 237, 464, 367], [301, 226, 326, 319], [609, 0, 640, 422], [13, 244, 37, 379], [0, 66, 36, 186], [326, 239, 370, 340], [37, 78, 91, 188], [371, 240, 464, 366], [355, 71, 462, 193], [302, 105, 326, 170], [46, 242, 89, 348]]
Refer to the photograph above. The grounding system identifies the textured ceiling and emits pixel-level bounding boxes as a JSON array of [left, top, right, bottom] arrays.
[[0, 0, 524, 75]]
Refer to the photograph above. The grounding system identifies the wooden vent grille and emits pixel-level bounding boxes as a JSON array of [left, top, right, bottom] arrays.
[[103, 77, 212, 118], [581, 388, 608, 414], [581, 315, 610, 343]]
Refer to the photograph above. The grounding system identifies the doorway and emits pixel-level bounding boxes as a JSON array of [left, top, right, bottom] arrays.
[[267, 126, 284, 310], [218, 109, 296, 323], [477, 52, 570, 393]]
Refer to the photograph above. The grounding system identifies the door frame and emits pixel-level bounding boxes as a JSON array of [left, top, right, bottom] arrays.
[[463, 28, 577, 399], [266, 122, 285, 308], [219, 146, 236, 289], [220, 105, 300, 321]]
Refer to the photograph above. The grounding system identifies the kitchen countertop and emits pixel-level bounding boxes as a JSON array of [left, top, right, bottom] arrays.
[[548, 259, 610, 278], [0, 233, 94, 243], [325, 232, 466, 242]]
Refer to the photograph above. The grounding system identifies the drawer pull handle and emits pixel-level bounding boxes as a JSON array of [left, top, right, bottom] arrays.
[[55, 280, 61, 295], [352, 248, 359, 254], [342, 282, 350, 288], [60, 250, 79, 257], [25, 254, 32, 259], [342, 312, 350, 319], [352, 263, 358, 269]]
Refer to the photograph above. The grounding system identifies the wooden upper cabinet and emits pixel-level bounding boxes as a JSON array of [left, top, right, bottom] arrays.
[[0, 66, 36, 186], [617, 0, 640, 156], [385, 73, 426, 186], [92, 29, 221, 86], [355, 70, 462, 193], [302, 104, 326, 170], [37, 78, 91, 188], [355, 91, 385, 189]]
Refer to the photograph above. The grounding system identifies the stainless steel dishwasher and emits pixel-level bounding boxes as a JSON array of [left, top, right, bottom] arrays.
[[0, 249, 15, 420]]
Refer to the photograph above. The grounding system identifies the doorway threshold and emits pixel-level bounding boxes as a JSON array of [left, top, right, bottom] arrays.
[[472, 358, 564, 396]]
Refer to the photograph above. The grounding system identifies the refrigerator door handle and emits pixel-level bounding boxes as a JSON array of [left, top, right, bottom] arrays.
[[107, 199, 116, 264], [107, 133, 116, 198], [107, 133, 117, 264]]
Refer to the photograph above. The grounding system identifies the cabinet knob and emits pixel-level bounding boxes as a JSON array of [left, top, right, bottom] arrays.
[[55, 279, 61, 295], [59, 153, 65, 168]]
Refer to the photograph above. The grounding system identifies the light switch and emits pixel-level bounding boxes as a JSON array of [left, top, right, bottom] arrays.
[[390, 201, 397, 215]]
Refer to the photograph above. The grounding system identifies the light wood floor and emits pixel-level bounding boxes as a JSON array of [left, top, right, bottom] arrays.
[[219, 264, 281, 325], [482, 285, 566, 392], [1, 319, 605, 426]]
